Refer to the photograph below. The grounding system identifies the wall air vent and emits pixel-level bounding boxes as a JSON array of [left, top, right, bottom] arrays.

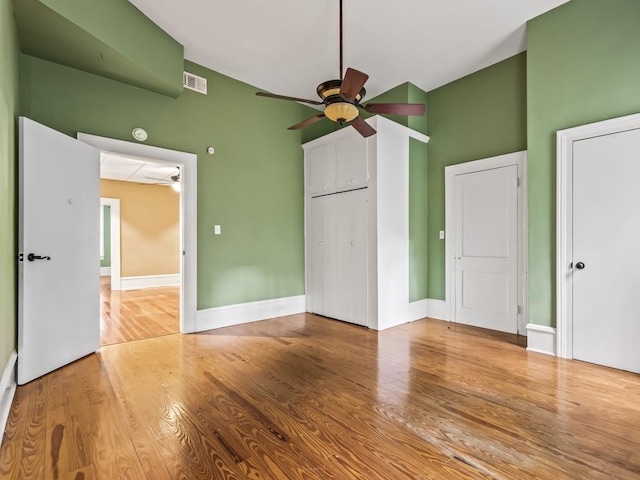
[[183, 71, 207, 94]]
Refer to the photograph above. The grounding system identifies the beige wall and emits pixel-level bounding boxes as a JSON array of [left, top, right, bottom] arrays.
[[101, 179, 180, 277]]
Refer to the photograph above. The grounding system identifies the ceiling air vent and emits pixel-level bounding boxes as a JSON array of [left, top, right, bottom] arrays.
[[183, 71, 207, 94]]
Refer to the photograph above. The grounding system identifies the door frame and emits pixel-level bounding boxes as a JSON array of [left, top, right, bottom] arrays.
[[100, 197, 121, 290], [77, 133, 198, 334], [445, 150, 528, 335], [556, 112, 640, 359]]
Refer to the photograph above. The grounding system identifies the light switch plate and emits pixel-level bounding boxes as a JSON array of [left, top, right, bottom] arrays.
[[439, 230, 445, 240], [214, 225, 221, 235]]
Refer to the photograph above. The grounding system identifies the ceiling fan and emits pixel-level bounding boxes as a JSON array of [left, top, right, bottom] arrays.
[[255, 0, 425, 138], [145, 167, 181, 191]]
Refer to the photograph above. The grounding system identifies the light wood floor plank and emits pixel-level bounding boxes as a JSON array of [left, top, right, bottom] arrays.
[[3, 315, 640, 479], [100, 277, 179, 346]]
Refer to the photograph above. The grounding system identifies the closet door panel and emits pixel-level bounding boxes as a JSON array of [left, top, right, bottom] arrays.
[[307, 144, 336, 194], [309, 197, 325, 315], [334, 192, 352, 322], [322, 194, 339, 319], [336, 135, 368, 189], [334, 188, 369, 326], [350, 189, 369, 327]]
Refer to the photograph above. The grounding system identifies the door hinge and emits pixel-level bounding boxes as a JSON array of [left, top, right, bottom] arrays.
[[18, 253, 23, 262], [517, 178, 520, 188], [183, 250, 186, 256], [517, 305, 521, 314]]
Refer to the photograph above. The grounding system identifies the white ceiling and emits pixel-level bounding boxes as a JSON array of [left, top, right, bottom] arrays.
[[127, 0, 569, 101], [101, 152, 179, 185]]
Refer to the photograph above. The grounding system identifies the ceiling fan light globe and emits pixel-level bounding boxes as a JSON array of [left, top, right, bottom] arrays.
[[325, 102, 359, 123]]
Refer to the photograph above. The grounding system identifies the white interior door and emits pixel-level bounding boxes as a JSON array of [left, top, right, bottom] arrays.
[[309, 190, 368, 326], [572, 128, 640, 373], [18, 117, 100, 385], [453, 165, 518, 333]]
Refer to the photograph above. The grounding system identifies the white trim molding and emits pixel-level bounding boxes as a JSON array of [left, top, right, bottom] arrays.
[[408, 300, 428, 322], [526, 324, 556, 356], [196, 295, 306, 332], [445, 151, 528, 334], [426, 299, 447, 321], [556, 112, 640, 359], [78, 134, 197, 333], [120, 274, 180, 290], [0, 351, 17, 442], [100, 197, 121, 290], [408, 299, 447, 322], [100, 267, 111, 276]]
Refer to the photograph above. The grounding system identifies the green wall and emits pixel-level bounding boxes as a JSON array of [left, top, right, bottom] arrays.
[[426, 53, 528, 300], [101, 205, 110, 268], [14, 0, 184, 97], [409, 137, 428, 301], [527, 0, 640, 327], [21, 55, 317, 309], [0, 0, 20, 371]]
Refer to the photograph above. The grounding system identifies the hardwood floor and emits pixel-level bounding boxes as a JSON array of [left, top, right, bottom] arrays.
[[100, 277, 179, 346], [2, 314, 640, 479]]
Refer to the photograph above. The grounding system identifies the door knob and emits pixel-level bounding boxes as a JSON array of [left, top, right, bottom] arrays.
[[27, 253, 51, 262], [575, 261, 585, 270]]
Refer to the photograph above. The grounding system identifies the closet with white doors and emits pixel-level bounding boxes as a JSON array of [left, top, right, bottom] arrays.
[[303, 116, 430, 330]]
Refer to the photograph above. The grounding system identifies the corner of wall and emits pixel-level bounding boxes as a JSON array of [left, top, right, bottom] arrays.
[[0, 0, 20, 381]]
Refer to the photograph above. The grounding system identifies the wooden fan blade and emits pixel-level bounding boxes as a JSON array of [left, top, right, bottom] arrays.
[[349, 116, 376, 138], [256, 92, 323, 106], [364, 103, 426, 116], [340, 68, 369, 101], [288, 114, 326, 130]]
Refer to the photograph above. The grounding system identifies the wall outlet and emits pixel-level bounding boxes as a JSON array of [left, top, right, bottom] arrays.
[[214, 225, 221, 235], [439, 230, 445, 240]]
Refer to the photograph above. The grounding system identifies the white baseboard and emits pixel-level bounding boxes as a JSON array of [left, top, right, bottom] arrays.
[[427, 299, 447, 321], [196, 295, 306, 332], [408, 298, 447, 322], [408, 299, 428, 322], [0, 351, 17, 443], [526, 323, 557, 356], [120, 274, 180, 290], [100, 266, 111, 276]]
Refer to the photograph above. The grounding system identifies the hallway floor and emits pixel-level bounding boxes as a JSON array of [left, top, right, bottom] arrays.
[[100, 277, 179, 346]]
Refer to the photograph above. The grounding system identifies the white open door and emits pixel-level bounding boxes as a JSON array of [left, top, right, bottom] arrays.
[[18, 117, 100, 385]]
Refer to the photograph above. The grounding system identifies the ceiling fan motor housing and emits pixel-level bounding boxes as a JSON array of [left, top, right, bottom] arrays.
[[317, 79, 365, 124]]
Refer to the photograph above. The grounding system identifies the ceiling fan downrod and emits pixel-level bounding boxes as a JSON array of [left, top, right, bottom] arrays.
[[253, 0, 425, 138], [339, 0, 343, 80]]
